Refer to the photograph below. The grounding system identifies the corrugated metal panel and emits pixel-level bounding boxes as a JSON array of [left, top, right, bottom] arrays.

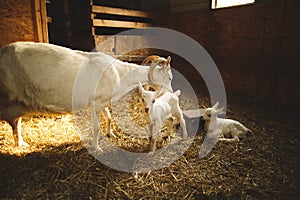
[[169, 0, 210, 13]]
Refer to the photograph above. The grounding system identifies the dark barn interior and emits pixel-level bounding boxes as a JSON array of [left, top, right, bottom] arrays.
[[0, 0, 299, 199]]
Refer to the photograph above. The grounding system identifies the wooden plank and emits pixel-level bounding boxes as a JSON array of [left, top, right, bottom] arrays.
[[33, 0, 48, 43], [92, 5, 152, 18], [93, 19, 150, 29], [40, 0, 48, 43], [33, 0, 43, 42]]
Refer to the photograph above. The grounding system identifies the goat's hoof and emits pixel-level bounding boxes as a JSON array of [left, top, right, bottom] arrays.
[[19, 141, 30, 147], [91, 144, 103, 152], [95, 146, 103, 152]]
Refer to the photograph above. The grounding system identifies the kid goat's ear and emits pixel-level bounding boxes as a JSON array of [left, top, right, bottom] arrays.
[[167, 56, 171, 65], [138, 81, 144, 93], [212, 101, 219, 110], [165, 56, 171, 70], [154, 85, 164, 96], [216, 107, 225, 115]]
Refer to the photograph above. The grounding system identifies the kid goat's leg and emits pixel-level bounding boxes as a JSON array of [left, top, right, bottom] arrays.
[[175, 107, 188, 140], [150, 122, 162, 152]]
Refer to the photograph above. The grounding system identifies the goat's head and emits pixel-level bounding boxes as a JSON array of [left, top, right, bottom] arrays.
[[143, 55, 173, 92], [200, 102, 225, 121], [138, 82, 163, 113]]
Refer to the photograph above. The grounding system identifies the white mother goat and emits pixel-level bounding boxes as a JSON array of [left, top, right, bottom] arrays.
[[0, 42, 173, 149]]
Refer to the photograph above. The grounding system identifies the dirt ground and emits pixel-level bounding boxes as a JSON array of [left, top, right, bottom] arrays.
[[0, 88, 299, 199]]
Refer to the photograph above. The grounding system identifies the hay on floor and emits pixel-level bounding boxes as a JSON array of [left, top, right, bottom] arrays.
[[0, 89, 298, 199]]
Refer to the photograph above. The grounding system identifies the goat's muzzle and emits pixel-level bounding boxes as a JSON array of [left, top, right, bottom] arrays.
[[145, 108, 149, 113]]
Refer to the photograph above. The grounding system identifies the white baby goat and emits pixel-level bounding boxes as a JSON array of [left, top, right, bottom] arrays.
[[104, 55, 171, 137], [200, 102, 253, 142], [138, 82, 187, 152], [0, 42, 174, 149]]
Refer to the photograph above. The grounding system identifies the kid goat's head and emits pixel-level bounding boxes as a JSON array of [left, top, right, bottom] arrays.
[[138, 82, 163, 113], [201, 102, 225, 121]]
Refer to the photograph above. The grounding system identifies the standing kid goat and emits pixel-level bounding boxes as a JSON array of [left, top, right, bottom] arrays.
[[0, 42, 174, 149], [200, 102, 253, 142], [138, 82, 187, 152], [104, 55, 171, 137]]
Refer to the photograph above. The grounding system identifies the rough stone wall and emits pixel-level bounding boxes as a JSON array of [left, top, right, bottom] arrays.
[[167, 0, 300, 110]]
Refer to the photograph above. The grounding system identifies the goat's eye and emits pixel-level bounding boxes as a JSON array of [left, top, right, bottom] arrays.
[[152, 100, 155, 103], [208, 114, 211, 117], [169, 77, 172, 80]]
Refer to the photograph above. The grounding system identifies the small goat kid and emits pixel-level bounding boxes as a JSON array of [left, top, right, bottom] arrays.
[[138, 82, 187, 151], [200, 102, 253, 142], [0, 42, 173, 149], [100, 55, 170, 138]]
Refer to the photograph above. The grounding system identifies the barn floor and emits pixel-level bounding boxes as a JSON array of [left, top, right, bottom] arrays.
[[0, 89, 299, 199]]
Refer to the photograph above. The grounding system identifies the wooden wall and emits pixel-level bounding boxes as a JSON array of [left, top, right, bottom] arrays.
[[167, 0, 300, 110]]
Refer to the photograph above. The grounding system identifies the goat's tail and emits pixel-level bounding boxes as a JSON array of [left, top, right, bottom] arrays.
[[247, 128, 254, 136], [174, 90, 181, 97]]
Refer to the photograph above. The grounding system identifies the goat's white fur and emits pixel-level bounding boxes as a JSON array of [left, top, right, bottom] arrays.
[[0, 42, 173, 149], [138, 82, 187, 151], [201, 102, 253, 142]]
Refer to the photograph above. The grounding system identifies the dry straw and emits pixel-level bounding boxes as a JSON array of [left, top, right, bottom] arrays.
[[0, 90, 298, 199]]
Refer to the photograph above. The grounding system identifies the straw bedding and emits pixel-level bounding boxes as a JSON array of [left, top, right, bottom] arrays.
[[0, 89, 299, 199]]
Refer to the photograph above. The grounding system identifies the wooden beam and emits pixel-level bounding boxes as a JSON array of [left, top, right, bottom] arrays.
[[92, 5, 152, 18], [33, 0, 48, 42], [40, 0, 48, 43], [33, 0, 43, 42], [93, 19, 150, 29]]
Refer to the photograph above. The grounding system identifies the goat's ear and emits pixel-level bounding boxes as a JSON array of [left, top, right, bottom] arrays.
[[212, 101, 219, 109], [154, 86, 164, 96], [138, 81, 144, 93], [216, 107, 225, 115], [165, 56, 171, 70], [167, 56, 171, 64]]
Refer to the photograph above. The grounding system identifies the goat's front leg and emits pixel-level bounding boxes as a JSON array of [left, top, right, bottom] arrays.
[[90, 99, 103, 151], [13, 117, 29, 147], [2, 104, 29, 147]]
